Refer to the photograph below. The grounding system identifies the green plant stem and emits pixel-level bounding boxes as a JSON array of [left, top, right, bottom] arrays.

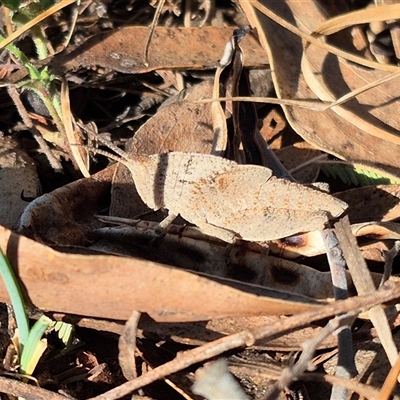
[[31, 25, 48, 60], [20, 315, 52, 375], [0, 250, 29, 350]]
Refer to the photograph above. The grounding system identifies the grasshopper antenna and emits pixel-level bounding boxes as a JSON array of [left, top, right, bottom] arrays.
[[77, 121, 134, 167]]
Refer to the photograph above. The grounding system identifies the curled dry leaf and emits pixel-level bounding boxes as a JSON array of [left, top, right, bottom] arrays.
[[18, 166, 115, 245], [95, 220, 389, 300], [240, 0, 400, 171], [0, 225, 323, 322], [50, 27, 268, 75], [351, 221, 400, 239]]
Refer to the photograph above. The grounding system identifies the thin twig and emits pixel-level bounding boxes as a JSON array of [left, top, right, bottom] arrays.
[[119, 311, 141, 381], [144, 0, 165, 66], [89, 280, 400, 400], [0, 376, 71, 399], [6, 85, 63, 172]]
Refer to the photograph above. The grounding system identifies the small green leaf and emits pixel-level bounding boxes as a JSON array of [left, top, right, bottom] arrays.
[[320, 161, 400, 187], [53, 321, 74, 346]]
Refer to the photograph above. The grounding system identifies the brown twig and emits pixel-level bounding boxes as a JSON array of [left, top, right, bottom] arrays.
[[89, 280, 400, 400], [118, 311, 141, 380], [6, 85, 63, 172], [144, 0, 165, 66], [0, 376, 72, 399]]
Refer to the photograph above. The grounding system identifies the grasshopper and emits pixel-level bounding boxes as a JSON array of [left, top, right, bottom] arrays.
[[96, 139, 347, 243]]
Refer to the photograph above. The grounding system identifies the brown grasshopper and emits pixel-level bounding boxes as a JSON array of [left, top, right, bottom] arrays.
[[96, 140, 347, 243]]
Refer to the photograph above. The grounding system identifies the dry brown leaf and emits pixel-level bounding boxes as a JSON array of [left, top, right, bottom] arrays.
[[240, 0, 400, 171], [18, 166, 115, 245], [49, 26, 268, 75], [95, 221, 336, 297], [359, 241, 390, 263], [94, 221, 268, 282], [0, 225, 323, 322], [302, 41, 400, 147], [267, 255, 391, 300], [351, 221, 400, 239], [94, 220, 391, 301]]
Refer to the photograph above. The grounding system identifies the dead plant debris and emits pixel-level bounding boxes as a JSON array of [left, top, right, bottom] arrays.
[[1, 0, 400, 399]]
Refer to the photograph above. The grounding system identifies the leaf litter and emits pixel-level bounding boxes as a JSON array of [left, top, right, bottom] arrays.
[[1, 0, 400, 399]]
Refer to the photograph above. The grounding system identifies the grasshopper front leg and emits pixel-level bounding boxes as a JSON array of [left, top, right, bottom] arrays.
[[155, 212, 179, 237]]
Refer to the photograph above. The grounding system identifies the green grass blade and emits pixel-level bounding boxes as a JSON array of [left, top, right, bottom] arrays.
[[0, 250, 29, 350]]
